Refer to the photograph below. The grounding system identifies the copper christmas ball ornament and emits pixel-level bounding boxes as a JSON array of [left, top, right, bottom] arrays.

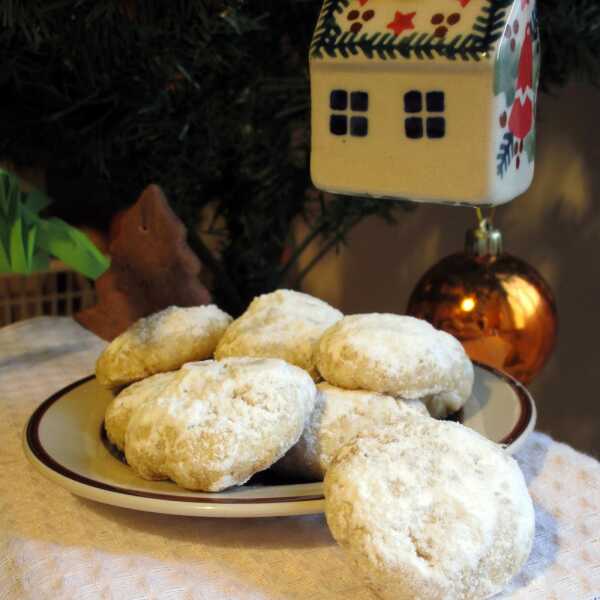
[[407, 221, 557, 384]]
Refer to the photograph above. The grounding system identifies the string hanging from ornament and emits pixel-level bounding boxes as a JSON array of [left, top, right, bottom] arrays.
[[406, 208, 557, 384]]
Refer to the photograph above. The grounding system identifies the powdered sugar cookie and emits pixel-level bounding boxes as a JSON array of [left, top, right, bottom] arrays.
[[316, 314, 473, 417], [215, 289, 342, 380], [324, 419, 534, 600], [275, 383, 429, 481], [124, 358, 317, 491], [104, 371, 177, 451], [96, 305, 232, 389]]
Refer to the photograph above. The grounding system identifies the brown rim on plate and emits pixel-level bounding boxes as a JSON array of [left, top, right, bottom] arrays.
[[486, 364, 534, 447], [25, 362, 533, 505]]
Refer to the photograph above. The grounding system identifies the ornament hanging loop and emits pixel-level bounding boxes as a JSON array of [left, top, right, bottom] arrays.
[[466, 207, 503, 258], [474, 206, 497, 228]]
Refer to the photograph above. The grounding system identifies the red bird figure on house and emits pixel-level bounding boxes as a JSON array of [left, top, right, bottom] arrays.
[[508, 24, 534, 140]]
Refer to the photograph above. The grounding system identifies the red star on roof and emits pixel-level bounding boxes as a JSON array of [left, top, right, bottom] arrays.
[[387, 11, 416, 36], [458, 0, 471, 6]]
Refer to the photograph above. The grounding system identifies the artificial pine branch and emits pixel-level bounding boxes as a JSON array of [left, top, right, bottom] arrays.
[[539, 0, 600, 88], [291, 214, 364, 289]]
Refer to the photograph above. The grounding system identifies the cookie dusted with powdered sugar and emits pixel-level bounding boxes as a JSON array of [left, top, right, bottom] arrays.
[[96, 305, 232, 389], [324, 419, 534, 600], [104, 372, 178, 451], [316, 314, 473, 417], [124, 358, 317, 491], [274, 383, 429, 481], [214, 289, 342, 380]]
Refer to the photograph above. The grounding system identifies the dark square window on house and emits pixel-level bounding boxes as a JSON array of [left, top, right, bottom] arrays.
[[404, 91, 422, 113], [329, 89, 369, 137], [350, 91, 369, 112], [426, 91, 445, 112], [405, 117, 423, 139], [330, 90, 348, 111], [404, 90, 446, 140], [427, 117, 446, 139], [350, 116, 368, 137], [330, 114, 348, 136]]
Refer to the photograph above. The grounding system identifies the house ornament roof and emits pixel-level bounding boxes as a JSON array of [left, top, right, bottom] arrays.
[[310, 0, 517, 62]]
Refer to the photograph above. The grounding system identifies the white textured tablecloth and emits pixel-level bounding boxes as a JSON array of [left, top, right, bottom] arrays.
[[0, 317, 599, 600]]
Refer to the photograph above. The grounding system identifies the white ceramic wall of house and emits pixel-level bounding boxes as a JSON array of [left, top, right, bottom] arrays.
[[310, 0, 539, 205], [303, 83, 600, 455]]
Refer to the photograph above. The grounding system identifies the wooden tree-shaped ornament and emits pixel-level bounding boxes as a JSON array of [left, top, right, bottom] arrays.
[[76, 184, 211, 340]]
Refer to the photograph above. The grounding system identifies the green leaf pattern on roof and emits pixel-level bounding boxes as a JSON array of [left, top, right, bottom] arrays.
[[311, 0, 514, 61]]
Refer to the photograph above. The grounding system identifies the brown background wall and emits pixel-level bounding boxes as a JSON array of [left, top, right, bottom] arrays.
[[303, 83, 600, 457]]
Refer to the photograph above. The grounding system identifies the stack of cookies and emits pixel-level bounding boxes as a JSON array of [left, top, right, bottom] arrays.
[[96, 290, 535, 600]]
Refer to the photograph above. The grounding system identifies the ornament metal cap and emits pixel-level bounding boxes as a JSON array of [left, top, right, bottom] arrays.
[[465, 219, 503, 257]]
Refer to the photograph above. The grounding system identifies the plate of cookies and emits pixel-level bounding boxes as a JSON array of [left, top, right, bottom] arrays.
[[24, 290, 536, 521]]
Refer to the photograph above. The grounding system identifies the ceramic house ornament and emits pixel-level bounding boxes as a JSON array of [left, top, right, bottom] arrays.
[[310, 0, 540, 206]]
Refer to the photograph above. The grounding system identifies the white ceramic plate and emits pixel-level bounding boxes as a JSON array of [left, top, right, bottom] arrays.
[[23, 363, 535, 518]]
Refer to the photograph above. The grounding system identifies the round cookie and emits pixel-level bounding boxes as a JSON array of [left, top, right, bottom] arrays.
[[275, 383, 429, 481], [316, 314, 474, 417], [124, 357, 317, 491], [324, 419, 534, 600], [105, 371, 178, 451], [96, 305, 232, 389], [214, 289, 342, 380]]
